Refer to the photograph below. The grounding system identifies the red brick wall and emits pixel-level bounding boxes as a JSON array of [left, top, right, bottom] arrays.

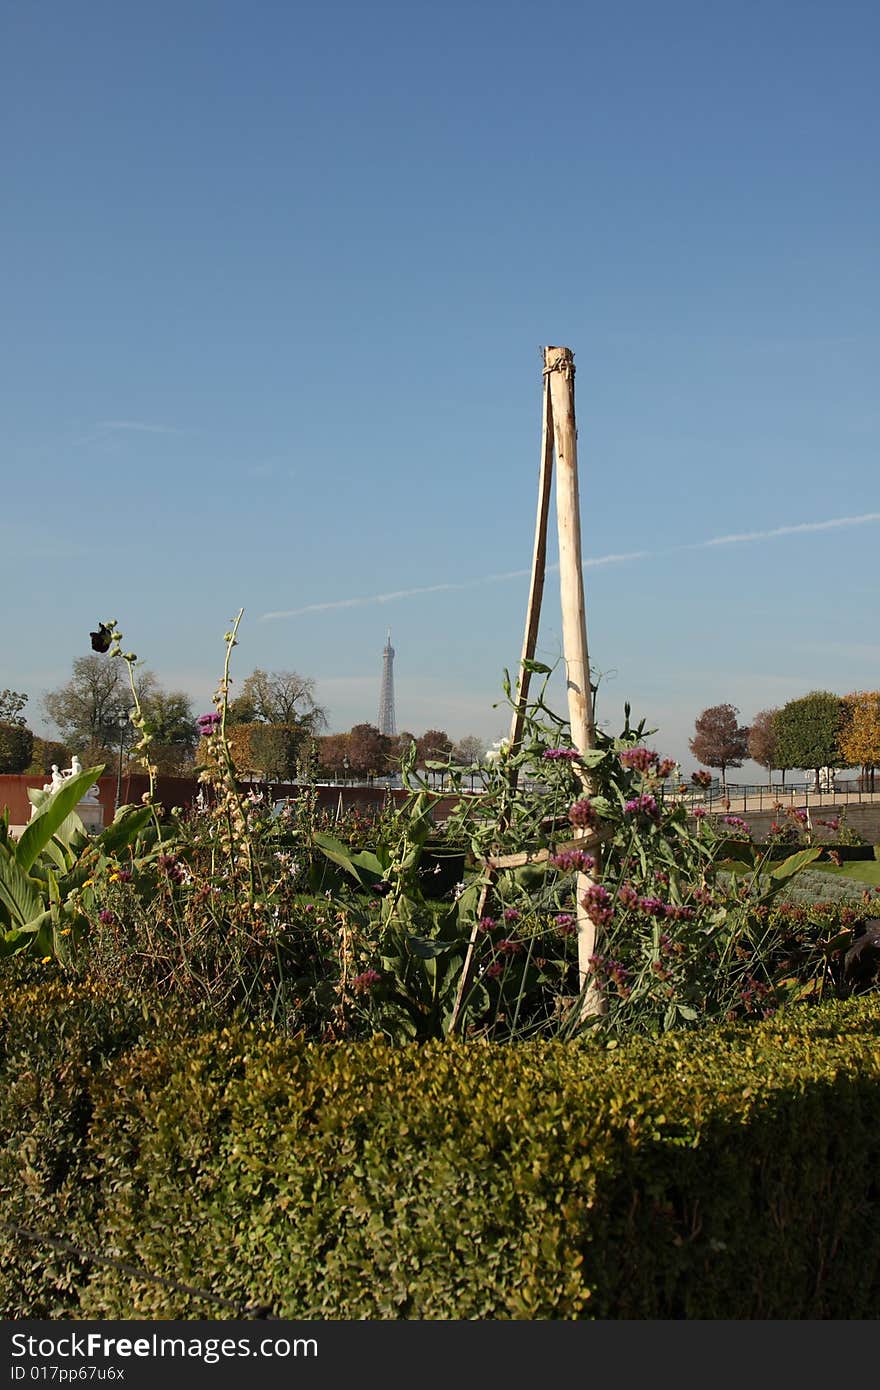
[[1, 774, 466, 827]]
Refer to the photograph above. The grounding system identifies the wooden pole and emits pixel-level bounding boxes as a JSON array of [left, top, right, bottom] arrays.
[[447, 371, 556, 1038], [545, 345, 604, 1018], [507, 369, 555, 758]]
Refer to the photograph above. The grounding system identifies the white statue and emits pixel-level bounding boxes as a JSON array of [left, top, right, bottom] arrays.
[[50, 764, 64, 791], [70, 754, 82, 776]]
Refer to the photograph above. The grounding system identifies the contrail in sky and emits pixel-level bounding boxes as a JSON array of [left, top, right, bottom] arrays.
[[259, 512, 880, 621]]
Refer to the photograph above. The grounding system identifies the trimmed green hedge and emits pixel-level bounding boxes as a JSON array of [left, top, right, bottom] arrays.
[[2, 973, 879, 1319]]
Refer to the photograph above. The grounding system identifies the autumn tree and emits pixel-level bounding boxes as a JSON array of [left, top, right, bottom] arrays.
[[415, 729, 453, 769], [839, 691, 880, 791], [688, 704, 750, 790], [347, 723, 390, 778], [385, 731, 417, 776], [774, 690, 843, 790], [226, 669, 328, 779], [747, 708, 780, 784], [314, 732, 351, 779]]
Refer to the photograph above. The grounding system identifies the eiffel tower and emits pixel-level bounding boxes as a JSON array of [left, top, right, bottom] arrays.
[[378, 629, 396, 736]]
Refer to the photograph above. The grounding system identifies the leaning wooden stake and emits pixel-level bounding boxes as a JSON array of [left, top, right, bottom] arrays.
[[447, 371, 556, 1038], [545, 346, 605, 1019]]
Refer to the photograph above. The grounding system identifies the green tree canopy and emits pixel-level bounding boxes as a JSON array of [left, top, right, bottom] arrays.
[[773, 690, 843, 789], [139, 689, 199, 774], [0, 721, 34, 773]]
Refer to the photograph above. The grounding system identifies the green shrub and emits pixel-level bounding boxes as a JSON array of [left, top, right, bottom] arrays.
[[2, 975, 879, 1319], [0, 720, 34, 774]]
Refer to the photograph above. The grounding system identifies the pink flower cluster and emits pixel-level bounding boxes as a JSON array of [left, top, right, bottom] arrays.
[[549, 848, 596, 873], [619, 746, 658, 773], [721, 815, 751, 834], [351, 969, 382, 995], [588, 953, 632, 999], [568, 799, 598, 829], [543, 748, 580, 761], [624, 793, 660, 822], [617, 881, 696, 921], [496, 938, 523, 956], [581, 883, 614, 926]]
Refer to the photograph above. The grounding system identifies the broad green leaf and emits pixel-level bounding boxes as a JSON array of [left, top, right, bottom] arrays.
[[0, 848, 44, 929], [97, 804, 155, 856], [16, 766, 105, 873], [577, 749, 608, 768], [770, 847, 822, 881], [407, 934, 461, 960], [311, 832, 383, 888]]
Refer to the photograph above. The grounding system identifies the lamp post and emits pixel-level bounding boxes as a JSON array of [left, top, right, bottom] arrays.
[[342, 754, 350, 785], [115, 710, 130, 813]]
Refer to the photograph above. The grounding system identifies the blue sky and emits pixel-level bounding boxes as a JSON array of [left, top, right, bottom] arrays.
[[3, 0, 878, 778]]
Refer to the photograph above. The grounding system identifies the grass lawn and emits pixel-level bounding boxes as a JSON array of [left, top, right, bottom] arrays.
[[809, 858, 880, 888]]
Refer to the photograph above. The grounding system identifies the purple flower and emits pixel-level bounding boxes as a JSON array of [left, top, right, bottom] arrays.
[[543, 748, 580, 761], [196, 711, 221, 734], [581, 883, 614, 926], [619, 746, 658, 773], [549, 849, 596, 873], [637, 895, 666, 918], [351, 968, 382, 995], [568, 798, 598, 829], [555, 913, 576, 936], [496, 938, 523, 956], [624, 793, 660, 822], [98, 909, 115, 926], [502, 908, 521, 923]]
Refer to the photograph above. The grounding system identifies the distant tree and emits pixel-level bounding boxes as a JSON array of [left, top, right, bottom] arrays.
[[774, 690, 844, 791], [747, 708, 780, 783], [43, 656, 157, 757], [415, 729, 454, 769], [451, 734, 486, 765], [839, 691, 880, 792], [0, 722, 34, 773], [197, 724, 258, 779], [248, 723, 304, 781], [27, 737, 72, 776], [140, 689, 198, 774], [385, 731, 417, 775], [314, 733, 351, 779], [347, 724, 390, 778], [229, 669, 327, 737], [0, 690, 28, 725], [688, 704, 750, 790]]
